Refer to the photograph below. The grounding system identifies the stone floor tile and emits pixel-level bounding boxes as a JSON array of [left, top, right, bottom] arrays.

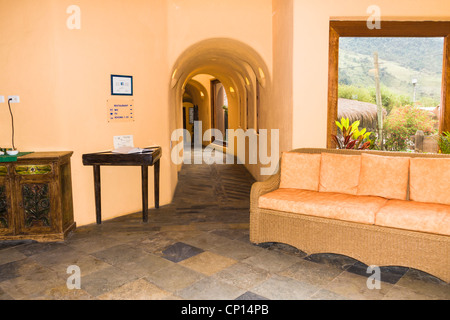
[[97, 278, 170, 300], [382, 285, 440, 300], [28, 244, 83, 268], [0, 287, 13, 300], [393, 269, 450, 300], [46, 254, 112, 279], [0, 264, 64, 300], [178, 251, 238, 276], [209, 239, 264, 261], [242, 250, 299, 273], [0, 258, 44, 283], [32, 285, 94, 300], [323, 270, 394, 300], [210, 226, 250, 242], [0, 247, 27, 266], [91, 244, 150, 266], [235, 291, 270, 300], [183, 232, 235, 251], [80, 265, 138, 297], [114, 253, 175, 278], [145, 264, 204, 292], [15, 242, 67, 257], [153, 229, 204, 243], [103, 230, 153, 244], [0, 240, 36, 250], [176, 277, 246, 300], [309, 288, 349, 300], [159, 224, 198, 233], [161, 242, 204, 263], [65, 235, 124, 254], [136, 234, 179, 255], [250, 275, 320, 300], [214, 262, 270, 290], [279, 259, 344, 287]]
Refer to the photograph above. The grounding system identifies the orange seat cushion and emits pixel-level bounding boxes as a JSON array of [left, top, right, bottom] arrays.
[[410, 158, 450, 205], [259, 188, 388, 225], [319, 153, 361, 195], [375, 200, 450, 236], [279, 152, 321, 191], [357, 153, 410, 200]]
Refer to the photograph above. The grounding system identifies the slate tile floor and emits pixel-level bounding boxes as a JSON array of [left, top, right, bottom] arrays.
[[0, 148, 449, 300]]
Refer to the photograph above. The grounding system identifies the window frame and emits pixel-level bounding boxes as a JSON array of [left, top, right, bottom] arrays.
[[327, 20, 450, 148]]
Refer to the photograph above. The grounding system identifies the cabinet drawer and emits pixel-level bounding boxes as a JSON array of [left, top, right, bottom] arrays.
[[15, 165, 52, 176]]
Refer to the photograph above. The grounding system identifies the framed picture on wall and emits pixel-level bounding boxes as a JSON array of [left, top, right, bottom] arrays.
[[111, 75, 133, 96]]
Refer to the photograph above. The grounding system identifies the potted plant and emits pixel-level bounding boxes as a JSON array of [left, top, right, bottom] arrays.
[[332, 118, 372, 150], [437, 131, 450, 154]]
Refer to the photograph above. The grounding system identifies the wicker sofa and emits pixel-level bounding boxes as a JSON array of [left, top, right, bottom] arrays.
[[250, 148, 450, 283]]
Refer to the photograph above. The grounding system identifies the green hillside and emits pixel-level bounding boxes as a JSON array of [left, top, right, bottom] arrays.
[[339, 37, 444, 105]]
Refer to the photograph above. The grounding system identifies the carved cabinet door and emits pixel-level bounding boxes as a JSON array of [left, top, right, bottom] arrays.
[[13, 164, 59, 235], [0, 165, 14, 236]]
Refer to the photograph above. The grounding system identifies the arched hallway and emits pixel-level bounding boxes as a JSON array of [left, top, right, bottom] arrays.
[[169, 38, 272, 181]]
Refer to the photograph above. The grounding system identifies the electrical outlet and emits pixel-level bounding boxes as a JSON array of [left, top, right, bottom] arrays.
[[8, 96, 20, 103], [0, 96, 4, 103]]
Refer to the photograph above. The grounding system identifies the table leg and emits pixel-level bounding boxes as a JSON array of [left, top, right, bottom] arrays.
[[154, 159, 160, 209], [141, 165, 149, 223], [93, 165, 102, 225]]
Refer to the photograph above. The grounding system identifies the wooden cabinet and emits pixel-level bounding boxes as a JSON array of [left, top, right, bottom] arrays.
[[0, 152, 75, 242], [0, 172, 14, 236]]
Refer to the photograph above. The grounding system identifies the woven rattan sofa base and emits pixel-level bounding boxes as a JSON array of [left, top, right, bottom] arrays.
[[250, 148, 450, 283]]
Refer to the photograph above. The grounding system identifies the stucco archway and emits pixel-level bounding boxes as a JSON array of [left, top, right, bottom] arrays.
[[169, 38, 271, 171]]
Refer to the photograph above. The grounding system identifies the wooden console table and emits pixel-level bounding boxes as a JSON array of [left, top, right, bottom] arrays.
[[0, 152, 75, 242], [82, 147, 161, 224]]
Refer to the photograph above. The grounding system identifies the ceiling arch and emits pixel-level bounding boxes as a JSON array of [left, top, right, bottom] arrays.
[[170, 37, 271, 91]]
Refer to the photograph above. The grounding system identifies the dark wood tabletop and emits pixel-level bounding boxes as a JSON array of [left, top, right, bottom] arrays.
[[82, 147, 161, 166]]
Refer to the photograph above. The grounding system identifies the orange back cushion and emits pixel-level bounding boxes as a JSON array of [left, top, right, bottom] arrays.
[[319, 153, 361, 195], [357, 153, 410, 200], [279, 152, 321, 191], [410, 158, 450, 205]]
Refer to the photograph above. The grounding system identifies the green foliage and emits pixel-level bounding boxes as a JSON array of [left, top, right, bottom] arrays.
[[338, 85, 374, 103], [415, 97, 440, 109], [340, 37, 444, 74], [383, 105, 438, 151], [437, 131, 450, 154], [332, 118, 372, 150], [338, 84, 415, 114], [368, 87, 413, 114]]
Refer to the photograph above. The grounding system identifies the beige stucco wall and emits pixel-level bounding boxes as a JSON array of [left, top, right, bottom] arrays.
[[0, 0, 171, 226], [167, 0, 273, 76]]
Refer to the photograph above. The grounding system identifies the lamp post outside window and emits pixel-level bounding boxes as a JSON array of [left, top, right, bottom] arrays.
[[412, 78, 418, 104]]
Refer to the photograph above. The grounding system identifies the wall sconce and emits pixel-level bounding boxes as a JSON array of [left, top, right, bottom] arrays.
[[258, 67, 265, 79], [258, 67, 266, 88]]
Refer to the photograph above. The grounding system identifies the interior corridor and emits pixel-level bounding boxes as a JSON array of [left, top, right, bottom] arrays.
[[0, 151, 449, 300]]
